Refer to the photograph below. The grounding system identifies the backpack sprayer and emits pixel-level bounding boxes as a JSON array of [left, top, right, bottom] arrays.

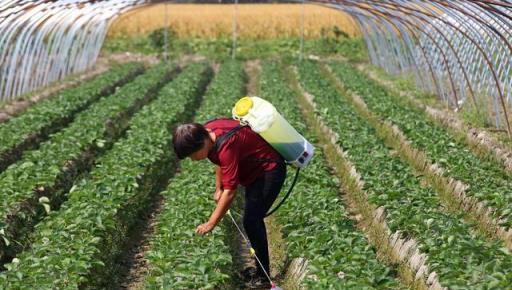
[[233, 96, 314, 168], [232, 96, 314, 216], [227, 96, 314, 289]]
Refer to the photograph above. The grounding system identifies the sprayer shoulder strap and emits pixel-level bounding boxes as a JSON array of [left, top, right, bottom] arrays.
[[214, 125, 244, 152], [203, 118, 242, 151], [214, 125, 283, 164]]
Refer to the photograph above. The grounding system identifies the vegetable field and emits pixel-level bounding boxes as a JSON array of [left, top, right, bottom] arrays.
[[2, 1, 512, 290], [2, 57, 512, 289]]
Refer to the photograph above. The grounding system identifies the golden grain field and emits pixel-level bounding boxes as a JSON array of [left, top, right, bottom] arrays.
[[107, 4, 360, 39]]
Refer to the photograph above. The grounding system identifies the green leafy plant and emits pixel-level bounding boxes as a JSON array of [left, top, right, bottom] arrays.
[[148, 27, 178, 49], [0, 63, 212, 289], [260, 61, 400, 289], [0, 62, 143, 172], [297, 61, 512, 288], [102, 36, 367, 61], [0, 63, 178, 265], [329, 62, 512, 228], [143, 60, 246, 289]]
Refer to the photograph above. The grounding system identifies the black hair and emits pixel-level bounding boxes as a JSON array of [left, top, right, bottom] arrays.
[[172, 123, 210, 159]]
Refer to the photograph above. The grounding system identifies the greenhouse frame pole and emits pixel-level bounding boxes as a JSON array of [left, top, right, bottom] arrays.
[[232, 0, 238, 60], [164, 1, 169, 63], [300, 0, 305, 61]]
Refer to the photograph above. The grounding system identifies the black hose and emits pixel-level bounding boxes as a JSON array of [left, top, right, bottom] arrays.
[[265, 167, 301, 217]]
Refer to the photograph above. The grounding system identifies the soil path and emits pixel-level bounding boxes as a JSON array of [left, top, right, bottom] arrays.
[[116, 193, 166, 290]]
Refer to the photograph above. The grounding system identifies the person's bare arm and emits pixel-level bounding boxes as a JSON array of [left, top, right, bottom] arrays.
[[199, 140, 239, 235], [196, 189, 236, 235]]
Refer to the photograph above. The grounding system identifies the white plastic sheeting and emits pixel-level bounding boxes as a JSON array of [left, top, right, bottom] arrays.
[[0, 0, 145, 101]]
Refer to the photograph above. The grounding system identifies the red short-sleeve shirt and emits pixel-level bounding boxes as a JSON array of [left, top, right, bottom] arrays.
[[205, 119, 281, 190]]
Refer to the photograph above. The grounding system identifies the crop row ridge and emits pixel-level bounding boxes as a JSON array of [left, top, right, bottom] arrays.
[[78, 63, 213, 289], [0, 63, 113, 124], [0, 64, 144, 174], [354, 63, 512, 176], [0, 65, 180, 270], [322, 63, 512, 251], [287, 64, 443, 290]]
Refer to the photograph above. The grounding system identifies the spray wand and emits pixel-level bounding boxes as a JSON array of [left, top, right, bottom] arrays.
[[227, 209, 283, 290]]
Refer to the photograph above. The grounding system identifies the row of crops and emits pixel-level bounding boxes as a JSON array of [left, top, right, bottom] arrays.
[[0, 63, 180, 265], [0, 63, 144, 172], [142, 61, 246, 289], [296, 61, 512, 288], [330, 63, 512, 226], [0, 61, 211, 288], [0, 58, 511, 289]]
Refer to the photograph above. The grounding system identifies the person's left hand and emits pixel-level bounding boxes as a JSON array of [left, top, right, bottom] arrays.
[[196, 222, 215, 235]]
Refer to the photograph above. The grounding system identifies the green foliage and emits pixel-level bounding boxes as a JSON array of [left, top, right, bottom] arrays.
[[0, 62, 143, 171], [460, 99, 494, 129], [329, 62, 512, 228], [148, 27, 178, 48], [0, 63, 212, 289], [298, 61, 512, 288], [368, 66, 439, 107], [143, 61, 246, 289], [0, 63, 176, 263], [102, 36, 367, 61], [259, 61, 400, 289]]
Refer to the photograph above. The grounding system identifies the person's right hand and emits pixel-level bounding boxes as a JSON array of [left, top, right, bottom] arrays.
[[214, 189, 223, 203]]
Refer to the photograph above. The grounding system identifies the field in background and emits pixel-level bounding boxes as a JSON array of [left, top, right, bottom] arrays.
[[107, 4, 360, 40]]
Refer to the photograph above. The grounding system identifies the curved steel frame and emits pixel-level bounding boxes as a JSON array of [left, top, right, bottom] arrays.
[[1, 1, 511, 135], [0, 0, 145, 101], [314, 0, 512, 135]]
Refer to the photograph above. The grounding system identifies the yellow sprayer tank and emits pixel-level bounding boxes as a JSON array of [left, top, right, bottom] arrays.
[[233, 96, 314, 168]]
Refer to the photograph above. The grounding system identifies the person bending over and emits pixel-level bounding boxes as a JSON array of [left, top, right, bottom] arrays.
[[172, 118, 286, 288]]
